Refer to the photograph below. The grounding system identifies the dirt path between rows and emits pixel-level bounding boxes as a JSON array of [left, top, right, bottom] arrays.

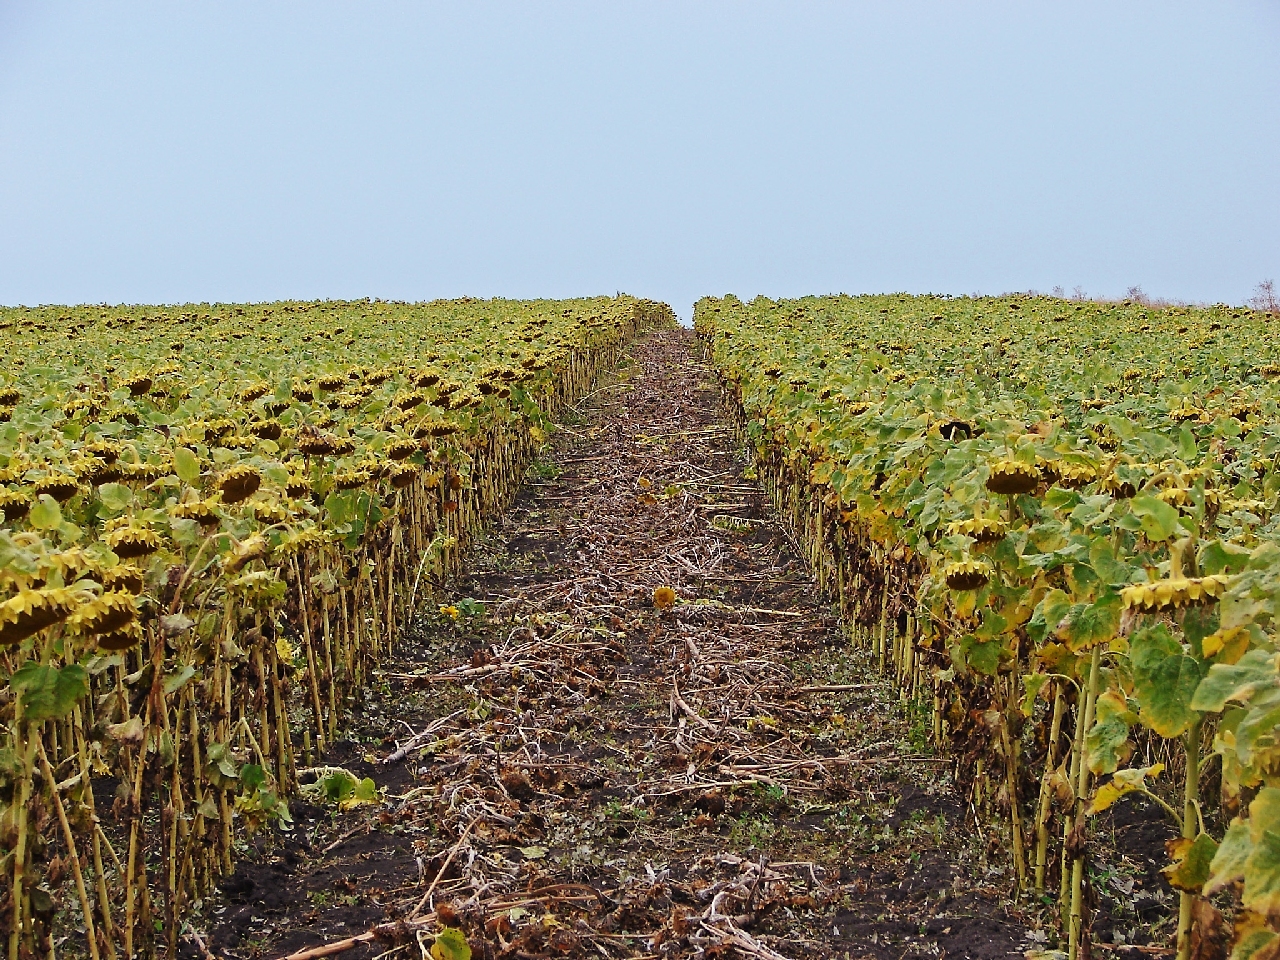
[[190, 328, 1035, 960]]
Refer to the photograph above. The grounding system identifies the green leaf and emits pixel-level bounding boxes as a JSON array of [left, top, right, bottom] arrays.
[[1163, 832, 1218, 893], [1200, 539, 1252, 576], [1244, 828, 1280, 914], [959, 634, 1002, 677], [1190, 649, 1278, 713], [162, 663, 197, 696], [173, 447, 201, 484], [1086, 690, 1133, 775], [10, 663, 89, 722], [28, 494, 61, 531], [1130, 623, 1204, 737], [1057, 591, 1123, 652], [1020, 673, 1049, 718], [430, 928, 472, 960], [1128, 494, 1180, 542], [97, 482, 133, 513], [239, 764, 267, 792]]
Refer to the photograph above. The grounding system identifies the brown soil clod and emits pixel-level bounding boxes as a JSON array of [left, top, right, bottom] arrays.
[[186, 329, 1035, 959]]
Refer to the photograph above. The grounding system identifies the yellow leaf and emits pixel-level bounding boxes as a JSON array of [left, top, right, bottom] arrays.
[[430, 927, 471, 960], [1088, 763, 1164, 815]]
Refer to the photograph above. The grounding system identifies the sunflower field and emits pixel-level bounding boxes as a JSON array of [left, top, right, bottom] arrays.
[[696, 293, 1280, 960], [0, 295, 672, 958]]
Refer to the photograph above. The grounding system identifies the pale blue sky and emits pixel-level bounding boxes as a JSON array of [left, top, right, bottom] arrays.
[[1, 3, 1277, 318]]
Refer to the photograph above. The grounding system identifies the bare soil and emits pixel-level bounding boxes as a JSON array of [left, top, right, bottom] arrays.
[[183, 329, 1041, 960]]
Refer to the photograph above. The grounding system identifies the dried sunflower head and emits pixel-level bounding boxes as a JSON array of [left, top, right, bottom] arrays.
[[248, 420, 283, 441], [384, 437, 420, 461], [33, 474, 80, 503], [69, 591, 139, 636], [239, 382, 271, 403], [96, 620, 144, 651], [105, 524, 162, 559], [333, 468, 371, 491], [385, 462, 420, 489], [98, 565, 145, 595], [1097, 473, 1137, 499], [947, 517, 1007, 545], [0, 489, 31, 522], [284, 472, 312, 499], [218, 465, 261, 504], [1056, 463, 1098, 490], [0, 587, 83, 646], [985, 459, 1040, 496], [171, 499, 223, 527], [943, 559, 991, 591], [225, 533, 269, 574], [394, 390, 426, 411], [121, 375, 153, 397], [1121, 575, 1230, 612]]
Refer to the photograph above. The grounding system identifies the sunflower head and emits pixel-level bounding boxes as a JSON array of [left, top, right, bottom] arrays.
[[70, 591, 139, 636], [98, 565, 145, 595], [0, 587, 83, 646], [171, 499, 223, 527], [105, 524, 162, 560], [121, 375, 153, 397], [653, 586, 678, 610], [385, 437, 420, 461], [985, 459, 1040, 496], [386, 462, 420, 489], [947, 517, 1007, 545], [218, 465, 262, 504], [96, 620, 144, 651], [1121, 575, 1230, 612], [249, 420, 284, 441], [33, 474, 80, 503], [943, 559, 991, 592], [0, 489, 31, 522]]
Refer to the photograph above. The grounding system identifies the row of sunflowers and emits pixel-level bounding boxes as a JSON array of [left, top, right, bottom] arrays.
[[0, 295, 672, 958], [696, 293, 1280, 960]]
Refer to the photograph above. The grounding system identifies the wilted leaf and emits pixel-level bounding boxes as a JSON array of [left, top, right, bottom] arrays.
[[1163, 832, 1219, 892], [1086, 690, 1133, 776], [431, 927, 471, 960], [1088, 763, 1164, 815], [10, 662, 89, 722]]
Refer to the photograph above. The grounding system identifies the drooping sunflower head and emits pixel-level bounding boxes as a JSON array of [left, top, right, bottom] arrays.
[[984, 459, 1040, 496], [104, 523, 162, 560], [33, 474, 81, 503], [69, 591, 139, 637], [171, 499, 223, 527], [1120, 575, 1230, 612], [942, 558, 991, 592], [218, 465, 262, 504], [0, 587, 83, 646]]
